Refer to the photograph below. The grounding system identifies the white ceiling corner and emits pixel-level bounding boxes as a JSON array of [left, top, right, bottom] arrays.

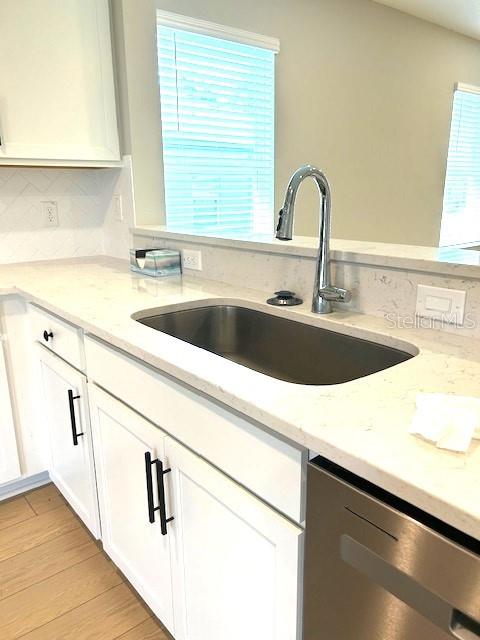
[[373, 0, 480, 41]]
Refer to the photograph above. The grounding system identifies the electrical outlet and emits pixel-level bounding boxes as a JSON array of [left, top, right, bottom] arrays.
[[113, 194, 123, 221], [42, 201, 59, 227], [182, 249, 202, 271]]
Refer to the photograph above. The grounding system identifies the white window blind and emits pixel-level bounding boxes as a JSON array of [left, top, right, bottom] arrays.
[[440, 84, 480, 246], [157, 21, 275, 236]]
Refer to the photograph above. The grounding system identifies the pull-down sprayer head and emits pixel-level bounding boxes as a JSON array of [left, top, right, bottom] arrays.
[[276, 165, 331, 240]]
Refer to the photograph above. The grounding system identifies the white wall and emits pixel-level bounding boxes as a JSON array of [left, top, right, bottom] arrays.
[[103, 158, 136, 259], [112, 0, 480, 246], [0, 160, 135, 264], [111, 0, 166, 226]]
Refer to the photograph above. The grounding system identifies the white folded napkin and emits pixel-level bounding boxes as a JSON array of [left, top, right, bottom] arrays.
[[410, 393, 480, 453]]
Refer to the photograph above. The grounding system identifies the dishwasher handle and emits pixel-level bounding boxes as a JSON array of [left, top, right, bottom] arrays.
[[451, 611, 480, 640]]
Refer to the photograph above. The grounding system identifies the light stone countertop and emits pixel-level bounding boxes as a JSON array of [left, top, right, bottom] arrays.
[[1, 256, 479, 539]]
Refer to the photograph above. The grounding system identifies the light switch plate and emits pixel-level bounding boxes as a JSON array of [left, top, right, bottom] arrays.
[[416, 284, 466, 325], [113, 194, 123, 221]]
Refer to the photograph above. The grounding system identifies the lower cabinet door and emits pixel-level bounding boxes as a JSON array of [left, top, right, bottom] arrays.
[[166, 437, 304, 640], [38, 346, 99, 536], [0, 339, 20, 484], [89, 384, 174, 634]]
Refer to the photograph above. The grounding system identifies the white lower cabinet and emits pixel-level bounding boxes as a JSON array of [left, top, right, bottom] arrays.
[[88, 384, 175, 634], [0, 338, 20, 484], [166, 436, 304, 640], [89, 383, 303, 640], [37, 346, 99, 536]]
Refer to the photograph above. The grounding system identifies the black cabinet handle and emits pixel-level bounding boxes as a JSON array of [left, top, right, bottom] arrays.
[[144, 451, 174, 535], [156, 458, 174, 535], [43, 330, 53, 342], [68, 390, 84, 446], [145, 451, 156, 523]]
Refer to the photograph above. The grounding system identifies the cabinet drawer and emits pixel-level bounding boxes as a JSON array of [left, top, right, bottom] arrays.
[[85, 336, 305, 524], [29, 304, 85, 371]]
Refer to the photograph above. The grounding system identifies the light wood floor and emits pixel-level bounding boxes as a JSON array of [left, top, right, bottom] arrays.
[[0, 483, 170, 640]]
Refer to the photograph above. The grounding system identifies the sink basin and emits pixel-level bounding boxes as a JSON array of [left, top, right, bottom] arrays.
[[134, 304, 415, 385]]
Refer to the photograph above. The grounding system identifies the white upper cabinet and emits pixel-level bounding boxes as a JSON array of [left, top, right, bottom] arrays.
[[0, 0, 120, 165]]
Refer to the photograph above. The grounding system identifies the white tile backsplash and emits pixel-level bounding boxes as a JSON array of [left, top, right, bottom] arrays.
[[3, 159, 480, 340], [0, 158, 134, 264]]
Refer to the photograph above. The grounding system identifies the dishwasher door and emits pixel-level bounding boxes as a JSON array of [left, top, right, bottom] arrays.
[[303, 459, 480, 640]]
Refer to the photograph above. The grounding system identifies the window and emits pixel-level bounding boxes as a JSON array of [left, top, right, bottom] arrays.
[[156, 13, 278, 236], [440, 84, 480, 246]]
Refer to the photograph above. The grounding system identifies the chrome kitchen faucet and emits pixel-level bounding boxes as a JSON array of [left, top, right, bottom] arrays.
[[276, 165, 351, 314]]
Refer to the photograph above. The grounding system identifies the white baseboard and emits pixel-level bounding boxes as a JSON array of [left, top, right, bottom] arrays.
[[0, 471, 51, 501]]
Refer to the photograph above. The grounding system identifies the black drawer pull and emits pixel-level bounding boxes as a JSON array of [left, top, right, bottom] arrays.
[[144, 451, 174, 535], [43, 330, 53, 342], [68, 390, 84, 446]]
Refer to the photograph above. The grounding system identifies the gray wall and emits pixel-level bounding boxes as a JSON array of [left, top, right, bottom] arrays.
[[112, 0, 480, 245]]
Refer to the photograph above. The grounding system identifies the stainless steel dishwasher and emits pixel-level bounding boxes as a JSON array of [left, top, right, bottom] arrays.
[[303, 456, 480, 640]]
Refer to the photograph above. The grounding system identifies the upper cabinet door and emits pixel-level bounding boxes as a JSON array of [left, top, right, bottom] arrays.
[[0, 0, 120, 164], [0, 340, 20, 485], [166, 436, 304, 640]]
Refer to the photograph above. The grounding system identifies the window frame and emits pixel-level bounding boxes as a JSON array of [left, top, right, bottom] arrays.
[[156, 10, 279, 236], [440, 82, 480, 247], [156, 10, 280, 54]]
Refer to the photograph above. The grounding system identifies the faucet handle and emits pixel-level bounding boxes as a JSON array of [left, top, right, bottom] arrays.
[[319, 286, 352, 303]]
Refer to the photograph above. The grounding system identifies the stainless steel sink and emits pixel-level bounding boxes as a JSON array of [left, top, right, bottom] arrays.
[[134, 304, 415, 385]]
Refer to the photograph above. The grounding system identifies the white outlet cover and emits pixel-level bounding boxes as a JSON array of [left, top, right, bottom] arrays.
[[41, 201, 59, 227], [182, 249, 202, 271], [416, 284, 466, 325]]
